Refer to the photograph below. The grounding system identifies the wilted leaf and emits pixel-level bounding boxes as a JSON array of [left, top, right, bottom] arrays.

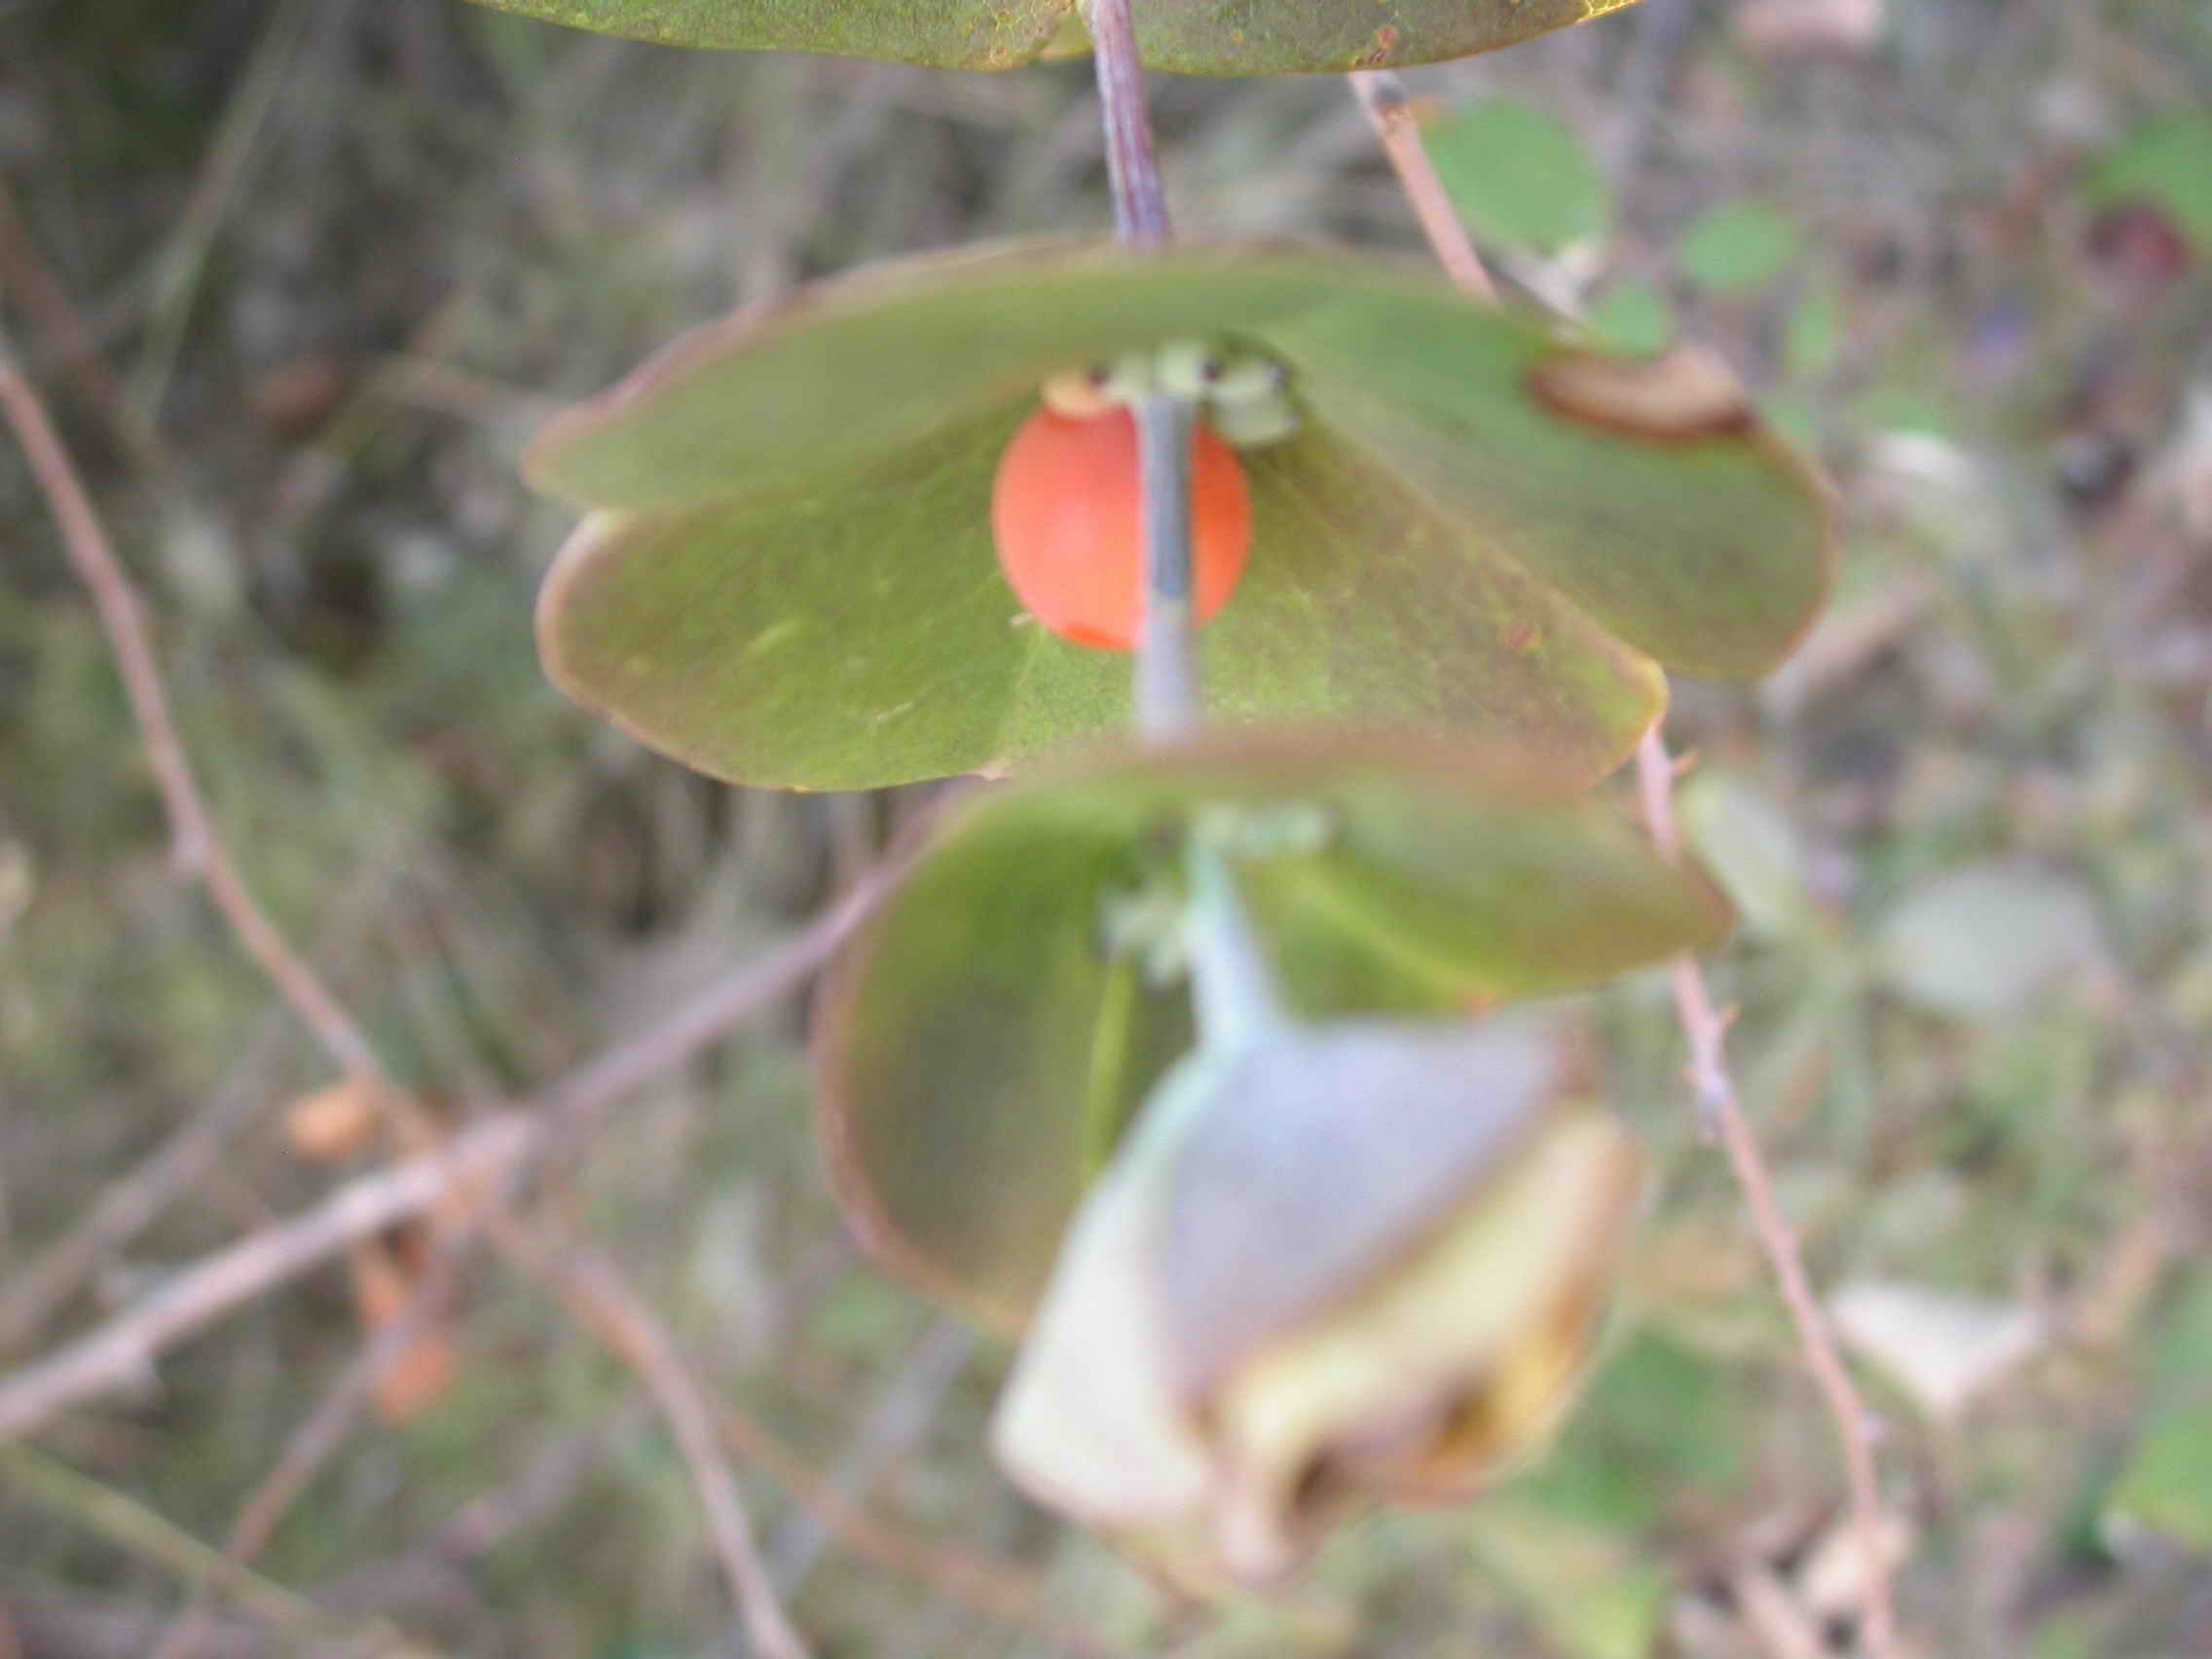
[[349, 1231, 460, 1424], [1873, 863, 2101, 1016], [991, 1013, 1643, 1582], [1158, 1018, 1557, 1395], [815, 732, 1729, 1328], [1426, 97, 1611, 254], [535, 241, 1831, 790], [1678, 201, 1803, 293], [468, 0, 1643, 75], [1829, 1279, 2046, 1420]]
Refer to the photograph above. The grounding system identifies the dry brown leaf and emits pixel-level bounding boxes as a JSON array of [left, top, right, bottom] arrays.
[[284, 1077, 382, 1162], [348, 1231, 459, 1423]]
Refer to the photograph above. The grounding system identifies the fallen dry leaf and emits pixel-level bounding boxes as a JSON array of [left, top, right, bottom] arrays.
[[349, 1229, 460, 1423], [283, 1077, 382, 1162], [1831, 1279, 2046, 1420]]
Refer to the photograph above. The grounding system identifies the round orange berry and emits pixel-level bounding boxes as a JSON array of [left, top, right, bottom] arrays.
[[990, 405, 1252, 651]]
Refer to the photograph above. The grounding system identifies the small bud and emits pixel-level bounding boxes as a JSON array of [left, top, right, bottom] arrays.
[[1154, 340, 1224, 401], [1040, 366, 1121, 420], [1206, 352, 1287, 407], [1098, 350, 1158, 402], [1203, 352, 1299, 450], [1209, 394, 1302, 450]]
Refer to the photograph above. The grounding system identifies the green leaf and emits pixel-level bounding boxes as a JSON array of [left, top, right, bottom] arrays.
[[2101, 1272, 2212, 1552], [1584, 280, 1676, 356], [1469, 1502, 1671, 1659], [2104, 1394, 2212, 1553], [1425, 96, 1611, 254], [535, 242, 1831, 790], [2084, 109, 2212, 252], [1783, 280, 1843, 381], [1850, 383, 1955, 441], [1873, 863, 2102, 1017], [1677, 201, 1803, 293], [2149, 1272, 2212, 1392], [814, 733, 1731, 1328], [1677, 768, 1819, 940], [466, 0, 1646, 75]]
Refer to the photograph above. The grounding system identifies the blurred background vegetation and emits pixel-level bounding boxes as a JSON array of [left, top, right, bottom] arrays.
[[1, 0, 2208, 1653]]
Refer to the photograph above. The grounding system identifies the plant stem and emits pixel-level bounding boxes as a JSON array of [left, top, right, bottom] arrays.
[[1089, 0, 1171, 249], [1132, 388, 1290, 1039], [1634, 728, 1899, 1659], [1134, 392, 1200, 736], [1088, 1, 1282, 1039], [1137, 390, 1287, 1033], [1352, 72, 1903, 1653], [1088, 0, 1190, 738], [1347, 72, 1497, 305], [0, 1439, 415, 1656], [1185, 833, 1288, 1049], [0, 334, 379, 1082]]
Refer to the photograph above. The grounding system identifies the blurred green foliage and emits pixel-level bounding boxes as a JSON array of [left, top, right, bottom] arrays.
[[1677, 201, 1804, 295], [1426, 95, 1612, 255]]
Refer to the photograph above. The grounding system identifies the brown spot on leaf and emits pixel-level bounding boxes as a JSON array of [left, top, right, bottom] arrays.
[[1530, 345, 1755, 441]]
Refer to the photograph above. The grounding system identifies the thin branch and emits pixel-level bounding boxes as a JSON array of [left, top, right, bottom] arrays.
[[1346, 72, 1498, 306], [518, 1240, 810, 1659], [0, 1116, 534, 1439], [0, 1016, 284, 1354], [1088, 0, 1170, 248], [148, 1240, 477, 1659], [1134, 393, 1200, 736], [0, 176, 175, 476], [0, 1440, 424, 1658], [0, 322, 902, 1653], [716, 1395, 1093, 1644], [329, 1374, 1091, 1652], [1636, 729, 1899, 1659], [1347, 87, 1902, 1657], [536, 874, 893, 1143], [129, 0, 315, 418], [1183, 833, 1289, 1051], [0, 863, 890, 1438], [0, 329, 380, 1083], [0, 860, 398, 1354], [767, 1317, 975, 1592], [141, 880, 900, 1647], [331, 1394, 650, 1587]]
